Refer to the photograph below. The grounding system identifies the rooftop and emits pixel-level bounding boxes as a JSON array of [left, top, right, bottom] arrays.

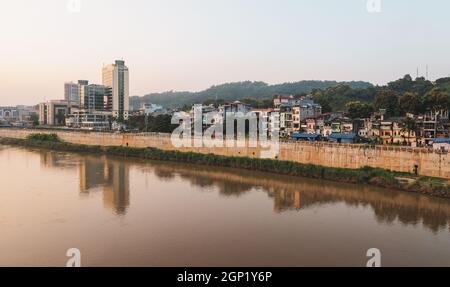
[[434, 138, 450, 144], [329, 133, 357, 140], [291, 133, 321, 139]]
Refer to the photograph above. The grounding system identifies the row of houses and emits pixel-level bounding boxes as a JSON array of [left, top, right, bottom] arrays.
[[181, 96, 323, 139], [266, 95, 450, 147], [287, 106, 450, 148], [186, 95, 450, 149]]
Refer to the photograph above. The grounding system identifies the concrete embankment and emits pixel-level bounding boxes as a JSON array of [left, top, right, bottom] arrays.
[[0, 128, 449, 179]]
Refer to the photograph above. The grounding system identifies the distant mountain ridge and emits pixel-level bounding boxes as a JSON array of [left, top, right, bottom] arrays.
[[131, 80, 373, 109]]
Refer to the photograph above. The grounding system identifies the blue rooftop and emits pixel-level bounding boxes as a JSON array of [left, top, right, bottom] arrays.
[[434, 138, 450, 144], [291, 133, 320, 140], [329, 133, 357, 140]]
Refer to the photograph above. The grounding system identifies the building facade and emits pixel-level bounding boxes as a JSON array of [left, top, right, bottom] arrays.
[[79, 84, 112, 112], [64, 81, 81, 102], [0, 107, 20, 122], [140, 103, 167, 115], [274, 95, 322, 137], [66, 110, 111, 130], [39, 100, 78, 126], [102, 60, 129, 120]]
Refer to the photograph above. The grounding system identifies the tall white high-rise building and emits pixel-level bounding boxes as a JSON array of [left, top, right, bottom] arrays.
[[102, 60, 129, 120]]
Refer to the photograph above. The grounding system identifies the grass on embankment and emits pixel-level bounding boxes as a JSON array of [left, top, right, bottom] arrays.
[[1, 133, 450, 198]]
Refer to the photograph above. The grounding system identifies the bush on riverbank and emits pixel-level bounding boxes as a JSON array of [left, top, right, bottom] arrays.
[[26, 133, 60, 142], [1, 135, 449, 197]]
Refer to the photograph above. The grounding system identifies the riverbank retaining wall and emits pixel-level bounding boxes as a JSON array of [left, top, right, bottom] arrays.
[[0, 128, 448, 179]]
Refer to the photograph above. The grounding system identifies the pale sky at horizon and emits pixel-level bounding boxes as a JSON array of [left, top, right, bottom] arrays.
[[1, 0, 450, 106]]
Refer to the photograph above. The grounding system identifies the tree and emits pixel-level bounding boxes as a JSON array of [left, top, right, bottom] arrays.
[[126, 114, 146, 130], [436, 77, 450, 93], [436, 77, 450, 86], [55, 110, 66, 126], [413, 77, 434, 96], [387, 74, 414, 93], [345, 101, 374, 119], [401, 117, 417, 145], [127, 114, 178, 133], [294, 92, 307, 99], [149, 114, 179, 133], [312, 93, 332, 113], [399, 92, 422, 114], [322, 100, 333, 113], [423, 88, 450, 111], [387, 75, 433, 96], [241, 98, 272, 109], [311, 85, 378, 112], [30, 113, 39, 126], [374, 90, 401, 116]]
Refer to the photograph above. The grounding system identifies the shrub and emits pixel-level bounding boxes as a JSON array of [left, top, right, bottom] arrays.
[[26, 133, 60, 142]]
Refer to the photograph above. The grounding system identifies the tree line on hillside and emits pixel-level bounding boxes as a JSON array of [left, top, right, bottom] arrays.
[[333, 75, 450, 118], [130, 80, 373, 109], [193, 75, 450, 117]]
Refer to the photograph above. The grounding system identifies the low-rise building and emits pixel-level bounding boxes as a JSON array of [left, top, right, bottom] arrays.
[[39, 100, 79, 126], [380, 121, 394, 144], [392, 121, 416, 145], [273, 95, 297, 108], [322, 125, 333, 137], [370, 118, 417, 145], [433, 138, 450, 151], [0, 106, 20, 122], [252, 108, 276, 138], [305, 118, 316, 134], [328, 117, 353, 135], [65, 109, 111, 130], [0, 106, 38, 127], [276, 95, 322, 137], [219, 101, 252, 115], [141, 103, 167, 115], [279, 105, 294, 137], [416, 110, 449, 146]]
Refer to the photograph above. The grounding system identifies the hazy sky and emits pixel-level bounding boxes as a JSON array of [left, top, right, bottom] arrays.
[[1, 0, 449, 105]]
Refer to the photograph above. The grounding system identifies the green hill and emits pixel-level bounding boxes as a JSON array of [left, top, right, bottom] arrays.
[[131, 80, 373, 110]]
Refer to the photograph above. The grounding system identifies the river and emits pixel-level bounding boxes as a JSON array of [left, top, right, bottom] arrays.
[[0, 146, 449, 266]]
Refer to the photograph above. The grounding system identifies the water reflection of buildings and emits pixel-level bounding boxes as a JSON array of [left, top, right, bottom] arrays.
[[79, 157, 130, 215], [148, 163, 450, 233], [40, 152, 80, 170], [271, 190, 303, 213], [36, 149, 450, 232], [38, 151, 130, 214]]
